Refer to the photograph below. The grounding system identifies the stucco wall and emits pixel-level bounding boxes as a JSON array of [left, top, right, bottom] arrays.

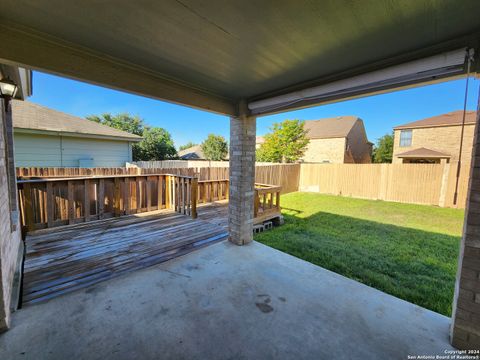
[[392, 125, 475, 164], [0, 100, 22, 331], [302, 137, 346, 163], [14, 132, 133, 167]]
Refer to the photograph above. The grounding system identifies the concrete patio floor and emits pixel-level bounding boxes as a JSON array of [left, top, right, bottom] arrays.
[[0, 241, 454, 359]]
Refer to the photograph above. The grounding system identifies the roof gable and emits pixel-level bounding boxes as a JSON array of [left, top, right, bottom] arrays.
[[304, 116, 359, 139], [12, 100, 142, 141]]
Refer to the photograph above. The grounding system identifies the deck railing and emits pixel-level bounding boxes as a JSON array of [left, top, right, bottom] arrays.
[[197, 179, 229, 203], [17, 175, 281, 232], [254, 183, 282, 223], [17, 174, 197, 232]]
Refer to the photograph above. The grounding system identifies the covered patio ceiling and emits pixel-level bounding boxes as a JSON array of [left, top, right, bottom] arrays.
[[0, 0, 479, 115]]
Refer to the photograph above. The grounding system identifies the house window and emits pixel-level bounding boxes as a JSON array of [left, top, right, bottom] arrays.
[[399, 130, 412, 147]]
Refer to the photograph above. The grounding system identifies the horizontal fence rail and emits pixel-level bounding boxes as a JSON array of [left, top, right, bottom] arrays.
[[17, 174, 198, 232]]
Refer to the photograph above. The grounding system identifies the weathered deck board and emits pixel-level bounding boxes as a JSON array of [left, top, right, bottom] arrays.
[[23, 201, 229, 305]]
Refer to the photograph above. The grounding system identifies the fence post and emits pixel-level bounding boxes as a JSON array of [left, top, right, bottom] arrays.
[[67, 180, 75, 224], [84, 179, 90, 221], [438, 160, 451, 207], [46, 182, 54, 227], [254, 188, 259, 218], [114, 177, 121, 216], [165, 175, 171, 209], [23, 183, 35, 232], [98, 178, 105, 219], [191, 178, 198, 219]]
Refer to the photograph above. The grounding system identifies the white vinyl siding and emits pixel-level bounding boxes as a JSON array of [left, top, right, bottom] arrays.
[[14, 132, 132, 167]]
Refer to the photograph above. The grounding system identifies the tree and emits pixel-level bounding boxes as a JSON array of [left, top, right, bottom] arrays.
[[201, 134, 228, 160], [372, 133, 394, 163], [135, 127, 177, 160], [179, 141, 198, 151], [87, 113, 144, 136], [256, 119, 309, 163], [87, 113, 177, 161]]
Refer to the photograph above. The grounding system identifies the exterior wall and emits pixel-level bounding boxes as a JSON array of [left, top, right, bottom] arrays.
[[451, 114, 480, 349], [392, 125, 475, 164], [13, 132, 133, 167], [302, 137, 346, 163], [0, 100, 22, 331], [346, 121, 372, 163]]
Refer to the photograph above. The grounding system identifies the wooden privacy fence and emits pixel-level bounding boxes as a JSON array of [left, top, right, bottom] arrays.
[[17, 164, 300, 194], [17, 174, 198, 232], [299, 162, 469, 208], [128, 160, 285, 168], [16, 167, 197, 178]]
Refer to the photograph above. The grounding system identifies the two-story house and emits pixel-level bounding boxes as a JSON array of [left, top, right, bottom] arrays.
[[256, 116, 372, 164], [392, 110, 476, 165]]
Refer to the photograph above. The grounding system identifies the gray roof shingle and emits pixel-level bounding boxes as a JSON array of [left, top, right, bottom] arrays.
[[12, 100, 142, 141], [303, 116, 359, 139], [394, 110, 477, 130]]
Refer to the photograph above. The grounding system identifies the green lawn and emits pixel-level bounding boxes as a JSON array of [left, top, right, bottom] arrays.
[[254, 192, 465, 316]]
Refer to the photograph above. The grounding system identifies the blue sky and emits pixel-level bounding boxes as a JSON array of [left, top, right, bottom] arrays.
[[30, 71, 479, 147]]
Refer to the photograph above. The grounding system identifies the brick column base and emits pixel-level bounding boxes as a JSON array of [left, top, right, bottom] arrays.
[[451, 110, 480, 349], [228, 111, 256, 245]]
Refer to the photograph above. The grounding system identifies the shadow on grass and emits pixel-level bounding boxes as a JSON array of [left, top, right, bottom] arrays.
[[254, 210, 461, 317]]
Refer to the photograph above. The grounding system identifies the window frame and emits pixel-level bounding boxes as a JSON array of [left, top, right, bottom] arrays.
[[399, 129, 412, 147]]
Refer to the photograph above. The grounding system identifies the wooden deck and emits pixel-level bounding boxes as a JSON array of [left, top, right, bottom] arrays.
[[22, 201, 229, 305]]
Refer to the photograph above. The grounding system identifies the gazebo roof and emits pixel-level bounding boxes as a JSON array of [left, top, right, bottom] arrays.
[[396, 147, 451, 159]]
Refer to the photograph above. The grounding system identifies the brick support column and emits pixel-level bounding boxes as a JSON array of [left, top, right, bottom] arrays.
[[451, 110, 480, 349], [228, 104, 256, 245]]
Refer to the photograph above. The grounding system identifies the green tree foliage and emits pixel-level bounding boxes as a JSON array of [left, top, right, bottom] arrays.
[[201, 134, 228, 160], [87, 113, 144, 136], [87, 113, 177, 161], [256, 119, 309, 163], [178, 141, 198, 151], [372, 133, 394, 163], [134, 127, 177, 160]]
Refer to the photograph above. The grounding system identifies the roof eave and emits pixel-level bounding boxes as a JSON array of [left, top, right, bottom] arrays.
[[394, 122, 476, 130], [13, 127, 143, 142], [397, 154, 451, 159]]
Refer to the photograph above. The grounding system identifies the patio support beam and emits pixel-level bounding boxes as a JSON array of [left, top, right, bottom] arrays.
[[228, 101, 256, 245], [0, 23, 236, 116], [451, 109, 480, 349]]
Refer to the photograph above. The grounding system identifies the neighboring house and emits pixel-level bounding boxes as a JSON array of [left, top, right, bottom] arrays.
[[302, 117, 372, 163], [392, 110, 476, 164], [178, 144, 229, 160], [12, 101, 142, 167], [178, 145, 204, 160], [255, 136, 265, 149], [257, 117, 372, 163]]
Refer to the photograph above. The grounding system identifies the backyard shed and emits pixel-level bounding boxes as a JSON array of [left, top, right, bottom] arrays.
[[12, 100, 142, 167]]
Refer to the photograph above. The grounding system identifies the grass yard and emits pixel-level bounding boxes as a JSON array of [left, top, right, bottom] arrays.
[[254, 192, 465, 316]]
